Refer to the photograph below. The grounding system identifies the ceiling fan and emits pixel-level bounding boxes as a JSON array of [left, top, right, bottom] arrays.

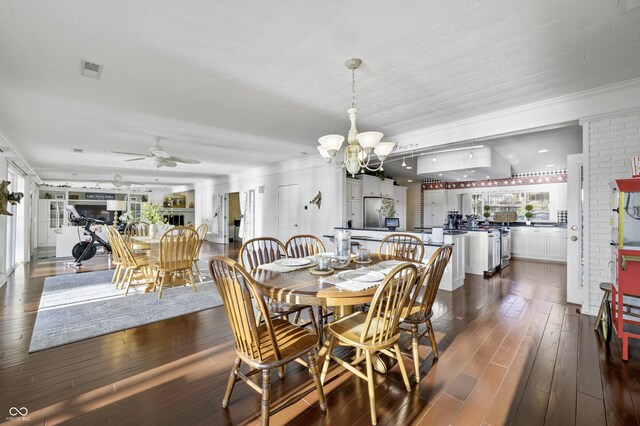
[[111, 136, 201, 168], [95, 174, 146, 188]]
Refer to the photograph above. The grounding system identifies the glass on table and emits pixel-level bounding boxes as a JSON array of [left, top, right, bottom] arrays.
[[316, 256, 332, 271], [357, 248, 370, 261]]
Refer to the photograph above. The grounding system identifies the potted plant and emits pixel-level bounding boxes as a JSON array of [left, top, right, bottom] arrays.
[[483, 205, 491, 225], [376, 194, 396, 228], [524, 204, 534, 226], [141, 202, 167, 237]]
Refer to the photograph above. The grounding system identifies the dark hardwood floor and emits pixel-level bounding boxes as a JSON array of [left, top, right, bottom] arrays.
[[1, 244, 639, 425]]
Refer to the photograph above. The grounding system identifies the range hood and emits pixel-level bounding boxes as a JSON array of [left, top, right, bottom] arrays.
[[417, 146, 511, 182]]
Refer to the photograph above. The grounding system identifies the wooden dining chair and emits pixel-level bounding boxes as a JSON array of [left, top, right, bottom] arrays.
[[399, 245, 453, 383], [106, 226, 125, 288], [285, 234, 333, 327], [109, 227, 152, 295], [154, 226, 200, 299], [191, 223, 209, 283], [124, 221, 150, 238], [378, 233, 425, 261], [239, 237, 319, 373], [320, 263, 417, 425], [209, 256, 327, 426], [284, 234, 326, 258]]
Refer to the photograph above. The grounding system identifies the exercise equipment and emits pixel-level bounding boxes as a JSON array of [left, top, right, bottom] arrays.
[[65, 205, 112, 268]]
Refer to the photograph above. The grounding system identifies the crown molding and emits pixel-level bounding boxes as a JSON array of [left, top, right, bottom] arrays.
[[392, 77, 640, 152]]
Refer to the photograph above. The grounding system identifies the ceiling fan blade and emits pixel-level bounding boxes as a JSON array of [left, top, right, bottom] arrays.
[[161, 159, 178, 168], [125, 157, 148, 162], [111, 151, 150, 157], [168, 155, 201, 164]]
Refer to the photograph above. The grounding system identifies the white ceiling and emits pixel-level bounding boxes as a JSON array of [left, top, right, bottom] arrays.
[[386, 125, 583, 183], [0, 0, 639, 185]]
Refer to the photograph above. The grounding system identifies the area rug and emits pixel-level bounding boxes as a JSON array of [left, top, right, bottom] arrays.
[[29, 263, 223, 352]]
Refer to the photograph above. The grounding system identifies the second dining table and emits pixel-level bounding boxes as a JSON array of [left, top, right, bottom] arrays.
[[250, 253, 425, 344]]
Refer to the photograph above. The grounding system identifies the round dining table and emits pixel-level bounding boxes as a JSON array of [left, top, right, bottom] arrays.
[[249, 253, 424, 343]]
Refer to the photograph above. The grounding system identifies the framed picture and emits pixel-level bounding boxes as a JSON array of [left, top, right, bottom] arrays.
[[54, 194, 64, 200], [68, 195, 79, 200]]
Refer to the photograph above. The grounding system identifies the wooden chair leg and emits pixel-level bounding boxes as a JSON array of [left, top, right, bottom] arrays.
[[187, 268, 197, 293], [427, 319, 439, 359], [411, 324, 420, 383], [193, 261, 204, 283], [124, 269, 134, 296], [222, 357, 241, 408], [278, 366, 285, 380], [158, 272, 167, 299], [365, 350, 377, 425], [307, 308, 320, 346], [308, 352, 327, 411], [394, 343, 412, 392], [320, 335, 336, 384], [261, 369, 271, 426]]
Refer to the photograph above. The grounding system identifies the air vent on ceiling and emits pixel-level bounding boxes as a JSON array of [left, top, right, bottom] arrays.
[[80, 60, 102, 79], [72, 148, 83, 153]]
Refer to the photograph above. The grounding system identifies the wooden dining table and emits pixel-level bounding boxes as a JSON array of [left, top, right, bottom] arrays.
[[250, 253, 425, 344], [129, 235, 161, 292]]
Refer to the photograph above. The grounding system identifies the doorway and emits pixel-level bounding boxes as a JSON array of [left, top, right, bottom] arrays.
[[566, 153, 584, 305], [228, 192, 241, 242], [278, 184, 300, 242], [211, 193, 228, 244]]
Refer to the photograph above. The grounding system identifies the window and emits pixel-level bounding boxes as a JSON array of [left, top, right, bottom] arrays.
[[525, 192, 550, 221]]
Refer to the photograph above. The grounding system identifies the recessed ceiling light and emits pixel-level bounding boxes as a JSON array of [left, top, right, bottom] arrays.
[[406, 166, 412, 169], [546, 164, 555, 167], [457, 178, 461, 181], [538, 149, 549, 153], [486, 176, 490, 179], [407, 179, 413, 183], [470, 170, 476, 173], [463, 175, 468, 178], [438, 173, 443, 176]]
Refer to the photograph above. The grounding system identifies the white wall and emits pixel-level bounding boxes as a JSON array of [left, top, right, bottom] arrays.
[[0, 154, 7, 286], [405, 183, 423, 229], [581, 108, 640, 315], [193, 156, 343, 248]]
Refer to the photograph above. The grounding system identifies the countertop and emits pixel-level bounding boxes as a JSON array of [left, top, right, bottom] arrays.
[[324, 233, 449, 247], [334, 227, 467, 235]]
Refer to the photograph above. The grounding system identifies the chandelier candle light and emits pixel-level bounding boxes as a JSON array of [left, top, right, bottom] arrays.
[[317, 58, 396, 177]]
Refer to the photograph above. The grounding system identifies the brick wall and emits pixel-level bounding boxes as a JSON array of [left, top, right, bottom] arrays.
[[585, 110, 640, 314]]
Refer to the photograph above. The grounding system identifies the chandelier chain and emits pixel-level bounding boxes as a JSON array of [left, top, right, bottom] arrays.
[[351, 67, 356, 108]]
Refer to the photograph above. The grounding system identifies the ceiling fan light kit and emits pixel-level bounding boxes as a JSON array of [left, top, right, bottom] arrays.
[[317, 58, 396, 177]]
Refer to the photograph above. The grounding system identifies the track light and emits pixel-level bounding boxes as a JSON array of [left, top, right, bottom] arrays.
[[432, 153, 437, 162], [401, 157, 407, 167]]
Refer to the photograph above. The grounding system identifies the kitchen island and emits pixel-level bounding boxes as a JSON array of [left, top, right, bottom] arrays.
[[325, 228, 466, 291]]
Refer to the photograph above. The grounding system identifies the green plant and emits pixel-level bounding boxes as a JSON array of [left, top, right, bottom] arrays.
[[119, 210, 134, 224], [141, 202, 167, 225], [377, 194, 396, 217], [483, 205, 491, 219], [375, 170, 386, 181], [524, 204, 534, 220]]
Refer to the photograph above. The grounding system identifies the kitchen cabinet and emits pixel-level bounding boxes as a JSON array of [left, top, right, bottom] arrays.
[[361, 175, 380, 196], [346, 199, 362, 228], [465, 231, 489, 275], [510, 226, 567, 261], [424, 190, 446, 227], [380, 179, 394, 197], [393, 186, 407, 203], [346, 178, 362, 200]]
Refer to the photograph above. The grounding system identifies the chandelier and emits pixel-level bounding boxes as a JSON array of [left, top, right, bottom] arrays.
[[317, 58, 396, 177]]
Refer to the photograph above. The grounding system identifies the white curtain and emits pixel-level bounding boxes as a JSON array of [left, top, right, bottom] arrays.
[[238, 191, 247, 240]]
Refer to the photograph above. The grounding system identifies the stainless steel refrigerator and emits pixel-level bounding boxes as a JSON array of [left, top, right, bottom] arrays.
[[363, 197, 384, 229]]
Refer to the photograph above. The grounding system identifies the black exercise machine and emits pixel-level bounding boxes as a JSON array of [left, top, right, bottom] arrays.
[[64, 205, 112, 268]]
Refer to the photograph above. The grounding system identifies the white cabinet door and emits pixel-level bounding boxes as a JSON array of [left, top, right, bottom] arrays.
[[393, 186, 407, 203], [547, 234, 567, 260], [395, 202, 406, 230], [361, 175, 380, 196], [346, 200, 362, 228], [511, 229, 527, 256], [346, 178, 362, 200], [380, 179, 394, 197], [528, 230, 547, 257]]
